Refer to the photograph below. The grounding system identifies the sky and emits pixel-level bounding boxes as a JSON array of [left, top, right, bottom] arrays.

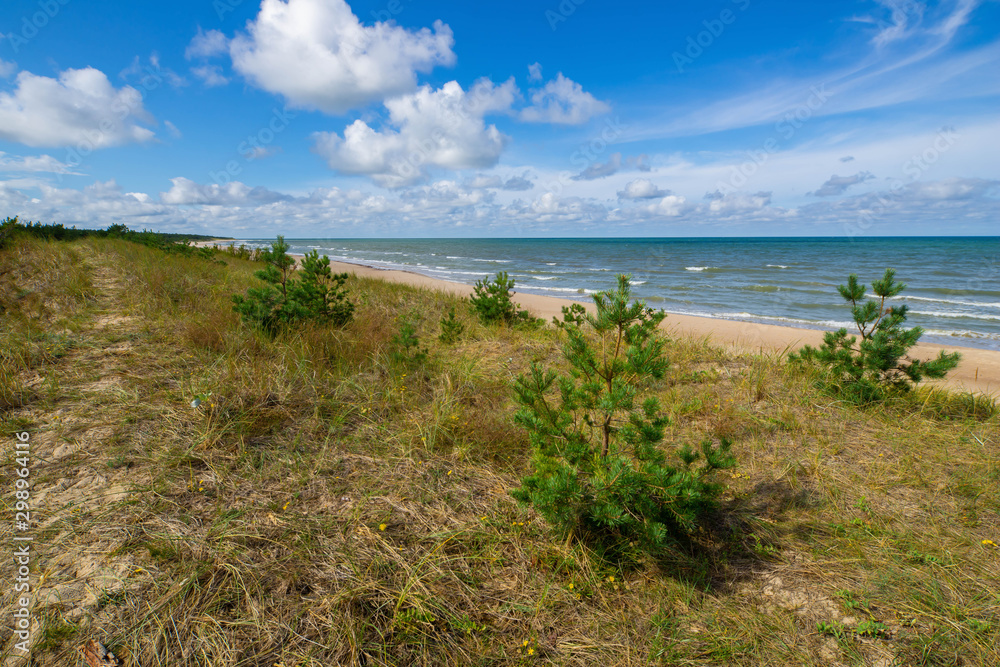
[[0, 0, 998, 238]]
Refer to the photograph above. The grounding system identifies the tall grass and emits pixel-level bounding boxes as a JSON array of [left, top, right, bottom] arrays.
[[2, 236, 997, 666]]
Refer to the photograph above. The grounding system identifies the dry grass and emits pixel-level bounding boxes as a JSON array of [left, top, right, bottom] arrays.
[[1, 236, 998, 666]]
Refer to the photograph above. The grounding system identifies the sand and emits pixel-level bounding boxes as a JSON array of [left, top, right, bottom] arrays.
[[197, 241, 1000, 396]]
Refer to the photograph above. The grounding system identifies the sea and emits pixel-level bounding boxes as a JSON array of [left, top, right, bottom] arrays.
[[228, 237, 1000, 351]]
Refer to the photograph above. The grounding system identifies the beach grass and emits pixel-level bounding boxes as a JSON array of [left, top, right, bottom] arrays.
[[1, 236, 998, 666]]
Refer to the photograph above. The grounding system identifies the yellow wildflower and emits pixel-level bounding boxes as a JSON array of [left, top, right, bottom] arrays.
[[983, 539, 997, 547], [379, 523, 387, 531]]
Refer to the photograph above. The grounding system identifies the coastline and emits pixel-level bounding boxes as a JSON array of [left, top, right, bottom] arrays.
[[197, 242, 1000, 396], [324, 257, 1000, 397]]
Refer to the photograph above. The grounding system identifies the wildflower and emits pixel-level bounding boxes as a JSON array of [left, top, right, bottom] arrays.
[[567, 583, 574, 590], [522, 640, 529, 648], [527, 647, 535, 656], [379, 523, 387, 531], [282, 502, 289, 510], [447, 469, 452, 475], [983, 539, 997, 547], [607, 575, 615, 583]]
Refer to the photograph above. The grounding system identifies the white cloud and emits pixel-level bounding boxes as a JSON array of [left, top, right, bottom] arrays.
[[160, 177, 290, 206], [0, 152, 81, 174], [810, 171, 875, 197], [527, 62, 543, 82], [905, 176, 998, 200], [0, 59, 16, 79], [573, 153, 622, 181], [618, 178, 669, 200], [519, 73, 610, 125], [186, 28, 229, 59], [191, 64, 230, 87], [164, 121, 182, 138], [0, 68, 155, 148], [313, 79, 516, 187], [704, 190, 773, 215], [646, 195, 687, 217], [229, 0, 456, 114]]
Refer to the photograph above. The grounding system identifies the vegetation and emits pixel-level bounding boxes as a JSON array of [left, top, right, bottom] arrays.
[[1, 231, 997, 666], [790, 268, 961, 404], [438, 306, 465, 344], [470, 271, 533, 325], [231, 235, 353, 334], [513, 275, 734, 561]]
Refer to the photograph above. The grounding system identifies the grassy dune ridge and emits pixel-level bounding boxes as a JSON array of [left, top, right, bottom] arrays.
[[1, 236, 998, 666]]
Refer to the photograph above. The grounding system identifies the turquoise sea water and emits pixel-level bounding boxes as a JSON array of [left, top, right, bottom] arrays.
[[232, 237, 1000, 351]]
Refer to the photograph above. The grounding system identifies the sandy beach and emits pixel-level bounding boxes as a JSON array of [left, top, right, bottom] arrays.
[[198, 241, 1000, 396], [326, 258, 1000, 397]]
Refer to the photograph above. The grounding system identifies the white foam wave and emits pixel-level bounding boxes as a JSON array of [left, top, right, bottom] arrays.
[[766, 264, 789, 269], [909, 310, 1000, 321], [686, 266, 717, 272]]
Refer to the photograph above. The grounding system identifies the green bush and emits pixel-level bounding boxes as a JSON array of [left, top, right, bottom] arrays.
[[470, 271, 531, 325], [232, 236, 353, 334], [391, 318, 428, 366], [789, 268, 960, 404], [511, 274, 734, 559], [438, 306, 465, 344]]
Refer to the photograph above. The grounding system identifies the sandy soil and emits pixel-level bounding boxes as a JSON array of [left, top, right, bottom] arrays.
[[196, 241, 1000, 396]]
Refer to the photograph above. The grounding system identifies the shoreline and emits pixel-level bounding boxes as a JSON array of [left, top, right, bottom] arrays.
[[198, 242, 1000, 396]]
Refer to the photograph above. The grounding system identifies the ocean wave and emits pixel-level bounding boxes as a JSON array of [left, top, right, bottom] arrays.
[[630, 280, 647, 285], [881, 295, 1000, 309], [685, 266, 718, 272], [472, 258, 512, 263], [766, 264, 789, 269], [531, 276, 558, 280], [909, 310, 1000, 321], [923, 329, 1000, 341]]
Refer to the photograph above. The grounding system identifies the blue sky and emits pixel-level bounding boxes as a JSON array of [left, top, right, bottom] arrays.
[[0, 0, 997, 237]]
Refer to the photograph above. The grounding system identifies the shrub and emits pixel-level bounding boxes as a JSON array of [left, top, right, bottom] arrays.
[[232, 236, 353, 334], [438, 306, 465, 344], [391, 318, 428, 366], [789, 268, 960, 404], [511, 274, 734, 559], [470, 271, 531, 325]]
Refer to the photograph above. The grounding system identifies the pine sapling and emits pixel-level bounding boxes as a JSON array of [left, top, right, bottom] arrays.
[[790, 268, 960, 402], [512, 274, 734, 558]]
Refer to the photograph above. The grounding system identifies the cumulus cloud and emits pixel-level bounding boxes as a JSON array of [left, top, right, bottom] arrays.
[[573, 153, 622, 181], [0, 152, 81, 174], [186, 28, 229, 59], [229, 0, 456, 114], [646, 194, 687, 217], [519, 73, 610, 125], [312, 79, 516, 188], [191, 64, 229, 87], [618, 178, 669, 200], [527, 62, 543, 82], [0, 59, 16, 79], [466, 172, 534, 191], [905, 177, 999, 200], [160, 177, 291, 206], [0, 68, 155, 148], [810, 171, 875, 197], [703, 190, 772, 215], [502, 174, 534, 191]]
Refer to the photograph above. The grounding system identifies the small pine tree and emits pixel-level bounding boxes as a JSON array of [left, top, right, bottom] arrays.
[[512, 274, 734, 558], [470, 271, 531, 325], [232, 236, 353, 333], [438, 306, 465, 344], [790, 268, 960, 403]]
